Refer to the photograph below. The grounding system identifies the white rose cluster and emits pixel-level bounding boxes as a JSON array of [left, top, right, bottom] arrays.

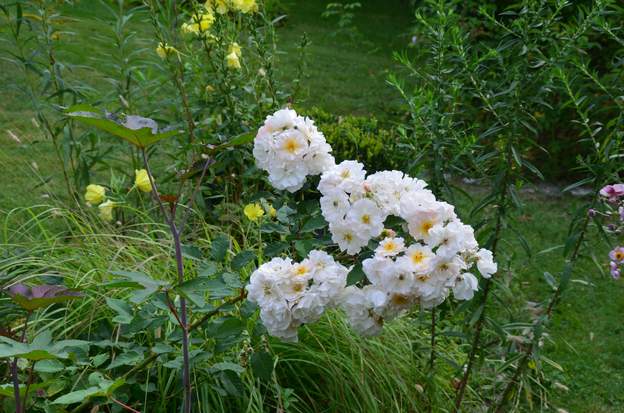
[[249, 108, 497, 339], [253, 108, 335, 192], [246, 250, 348, 342]]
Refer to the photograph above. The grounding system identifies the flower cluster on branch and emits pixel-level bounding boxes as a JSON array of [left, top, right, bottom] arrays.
[[248, 109, 497, 341]]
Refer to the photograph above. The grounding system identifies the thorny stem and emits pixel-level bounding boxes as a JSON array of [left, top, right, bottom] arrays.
[[121, 293, 245, 381], [11, 311, 31, 413], [140, 148, 191, 413], [11, 360, 21, 413]]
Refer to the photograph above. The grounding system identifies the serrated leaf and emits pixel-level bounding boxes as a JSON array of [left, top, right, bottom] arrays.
[[301, 215, 327, 232], [231, 250, 256, 270], [199, 261, 219, 277], [105, 297, 133, 324]]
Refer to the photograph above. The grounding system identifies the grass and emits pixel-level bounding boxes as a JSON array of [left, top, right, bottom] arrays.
[[1, 1, 623, 412]]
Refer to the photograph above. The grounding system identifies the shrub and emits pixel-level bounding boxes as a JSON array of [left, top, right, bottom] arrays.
[[303, 106, 402, 172]]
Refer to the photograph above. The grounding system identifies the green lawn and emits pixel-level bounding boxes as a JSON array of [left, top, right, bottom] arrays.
[[1, 1, 623, 412]]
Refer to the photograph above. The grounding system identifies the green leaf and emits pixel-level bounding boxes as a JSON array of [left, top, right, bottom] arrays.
[[276, 205, 296, 224], [211, 234, 230, 261], [301, 215, 327, 232], [11, 293, 81, 311], [222, 272, 243, 288], [209, 361, 245, 375], [346, 263, 365, 285], [218, 370, 244, 397], [0, 335, 89, 361], [543, 272, 557, 290], [91, 353, 109, 368], [251, 351, 274, 382], [0, 381, 53, 398], [34, 359, 65, 373], [108, 271, 168, 304], [108, 350, 143, 369], [260, 222, 289, 234], [182, 244, 203, 260], [264, 242, 289, 257], [231, 250, 256, 270], [152, 343, 174, 354], [199, 261, 219, 277], [52, 387, 101, 405], [65, 104, 180, 148], [105, 297, 133, 324], [177, 277, 236, 307], [224, 130, 254, 147], [52, 377, 124, 405]]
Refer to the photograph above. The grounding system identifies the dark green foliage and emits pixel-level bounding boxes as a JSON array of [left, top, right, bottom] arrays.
[[304, 107, 402, 172]]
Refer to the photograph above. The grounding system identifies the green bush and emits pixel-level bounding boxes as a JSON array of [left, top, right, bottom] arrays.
[[303, 106, 402, 172]]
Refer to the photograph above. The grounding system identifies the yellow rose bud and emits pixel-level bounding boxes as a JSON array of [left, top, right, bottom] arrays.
[[156, 42, 176, 59], [98, 200, 115, 222], [226, 52, 241, 70], [232, 0, 257, 13], [267, 205, 277, 218], [135, 169, 152, 193], [183, 11, 215, 34], [85, 184, 106, 205], [228, 42, 242, 58], [212, 0, 229, 14], [244, 203, 264, 221]]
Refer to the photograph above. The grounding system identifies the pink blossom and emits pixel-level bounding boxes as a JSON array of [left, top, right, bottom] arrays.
[[599, 184, 624, 202], [608, 246, 624, 263], [610, 261, 621, 279]]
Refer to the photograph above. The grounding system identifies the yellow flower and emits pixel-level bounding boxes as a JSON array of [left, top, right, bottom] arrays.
[[232, 0, 257, 13], [205, 0, 229, 14], [98, 200, 115, 222], [135, 169, 152, 193], [228, 42, 242, 58], [156, 42, 176, 59], [244, 203, 264, 221], [85, 184, 106, 205], [182, 11, 215, 34], [226, 52, 241, 70], [267, 204, 277, 218]]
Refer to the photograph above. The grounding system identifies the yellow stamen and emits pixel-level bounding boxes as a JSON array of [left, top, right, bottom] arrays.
[[283, 137, 300, 154], [411, 251, 424, 264]]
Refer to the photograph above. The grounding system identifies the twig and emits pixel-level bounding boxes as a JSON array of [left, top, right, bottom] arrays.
[[111, 398, 141, 413]]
